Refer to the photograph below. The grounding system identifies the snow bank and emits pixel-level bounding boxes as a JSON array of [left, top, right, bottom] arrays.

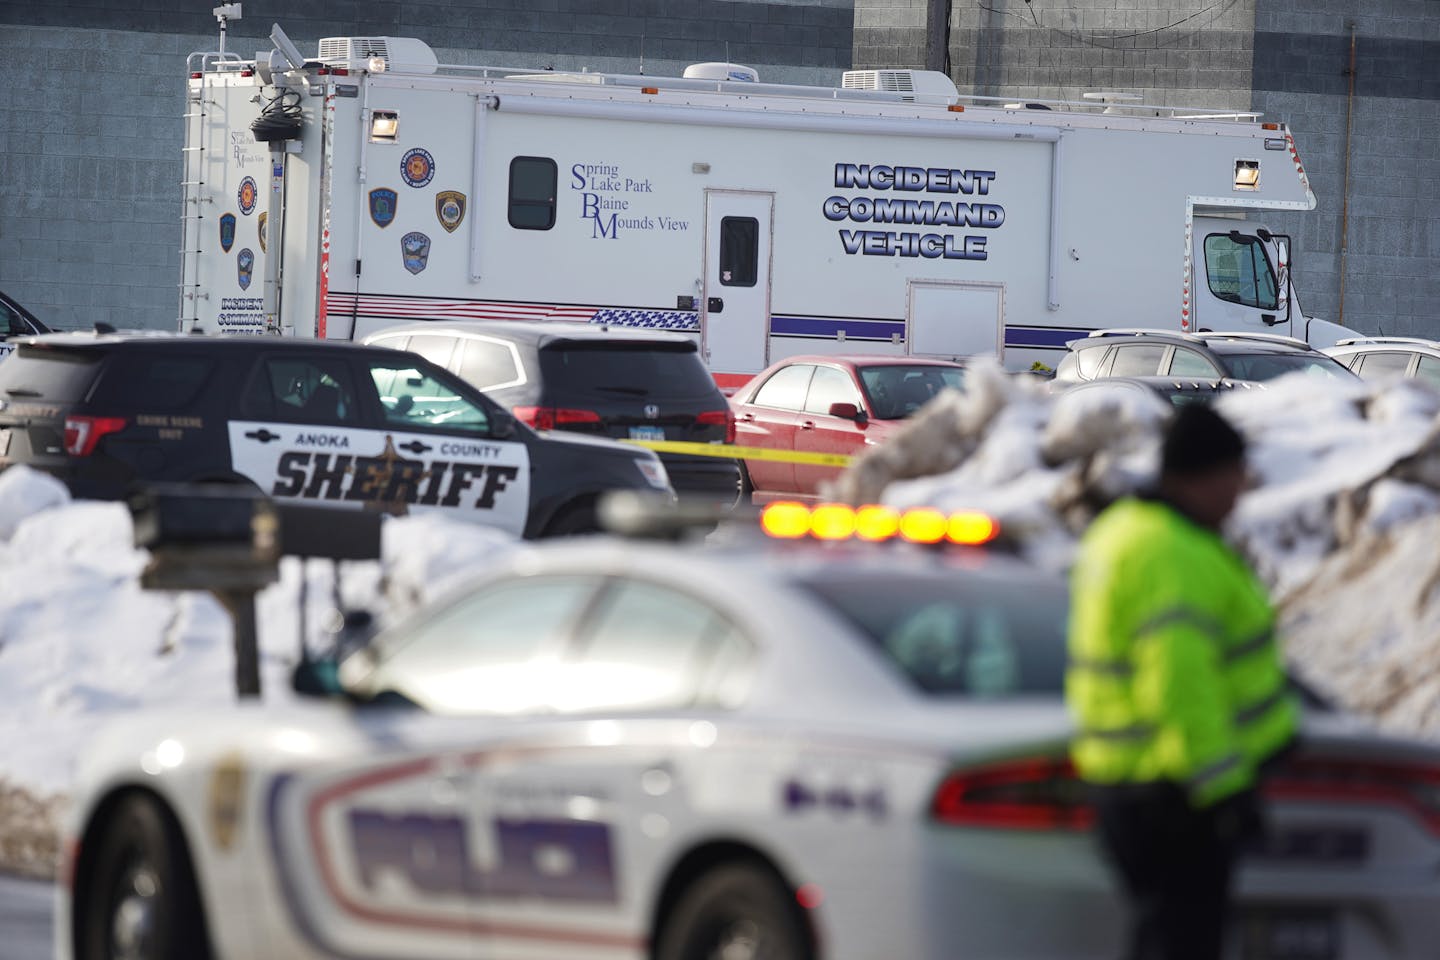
[[826, 362, 1440, 733], [0, 466, 521, 797]]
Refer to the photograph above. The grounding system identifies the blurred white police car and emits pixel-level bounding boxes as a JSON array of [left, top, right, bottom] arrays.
[[60, 503, 1440, 960]]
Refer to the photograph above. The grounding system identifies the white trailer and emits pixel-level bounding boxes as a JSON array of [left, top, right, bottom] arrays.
[[181, 29, 1345, 382]]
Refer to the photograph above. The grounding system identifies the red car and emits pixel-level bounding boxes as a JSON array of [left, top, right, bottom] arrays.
[[729, 355, 967, 502]]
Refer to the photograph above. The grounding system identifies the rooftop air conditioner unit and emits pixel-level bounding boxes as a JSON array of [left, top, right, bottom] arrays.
[[683, 62, 760, 83], [842, 69, 959, 103], [317, 36, 438, 75]]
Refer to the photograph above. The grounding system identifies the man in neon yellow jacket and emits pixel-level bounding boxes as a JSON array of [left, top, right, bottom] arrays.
[[1067, 403, 1298, 960]]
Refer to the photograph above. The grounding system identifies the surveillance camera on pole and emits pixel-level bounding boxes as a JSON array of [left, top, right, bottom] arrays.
[[212, 3, 241, 58]]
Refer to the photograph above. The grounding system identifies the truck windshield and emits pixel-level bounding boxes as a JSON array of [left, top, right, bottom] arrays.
[[1204, 234, 1279, 311]]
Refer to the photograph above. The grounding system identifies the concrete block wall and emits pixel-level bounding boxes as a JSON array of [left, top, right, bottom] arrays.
[[0, 1, 853, 331], [855, 0, 1257, 112], [1251, 4, 1440, 338]]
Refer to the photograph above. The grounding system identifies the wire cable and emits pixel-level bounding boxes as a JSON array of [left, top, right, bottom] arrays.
[[251, 88, 303, 142]]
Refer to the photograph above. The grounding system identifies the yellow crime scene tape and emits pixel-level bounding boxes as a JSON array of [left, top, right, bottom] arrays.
[[622, 439, 854, 468]]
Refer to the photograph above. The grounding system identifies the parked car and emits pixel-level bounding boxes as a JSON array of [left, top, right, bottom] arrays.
[[58, 504, 1440, 960], [1054, 329, 1358, 385], [0, 289, 51, 359], [362, 321, 741, 506], [729, 355, 967, 503], [0, 332, 672, 536], [1323, 336, 1440, 387]]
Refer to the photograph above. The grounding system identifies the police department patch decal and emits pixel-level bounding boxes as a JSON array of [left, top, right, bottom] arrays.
[[400, 148, 435, 188], [435, 190, 466, 233], [237, 248, 255, 290], [369, 188, 398, 228], [237, 176, 258, 215], [219, 213, 236, 253], [401, 231, 431, 274]]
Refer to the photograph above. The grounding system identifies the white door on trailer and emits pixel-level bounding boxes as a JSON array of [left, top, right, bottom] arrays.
[[906, 280, 1005, 360], [703, 191, 773, 377]]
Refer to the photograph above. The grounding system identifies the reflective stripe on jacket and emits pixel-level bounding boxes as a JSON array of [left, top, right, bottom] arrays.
[[1066, 497, 1298, 808]]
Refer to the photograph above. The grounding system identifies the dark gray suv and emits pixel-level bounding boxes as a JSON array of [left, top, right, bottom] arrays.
[[1055, 329, 1358, 384]]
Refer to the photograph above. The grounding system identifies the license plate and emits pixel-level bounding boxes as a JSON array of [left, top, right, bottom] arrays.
[[1242, 909, 1339, 960], [0, 428, 10, 458], [628, 426, 664, 441]]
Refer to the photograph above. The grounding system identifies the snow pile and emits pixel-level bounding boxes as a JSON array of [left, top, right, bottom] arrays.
[[0, 466, 521, 799], [827, 362, 1440, 732]]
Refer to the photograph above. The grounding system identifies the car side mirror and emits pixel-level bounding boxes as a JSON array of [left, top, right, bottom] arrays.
[[490, 409, 517, 439], [828, 401, 865, 421]]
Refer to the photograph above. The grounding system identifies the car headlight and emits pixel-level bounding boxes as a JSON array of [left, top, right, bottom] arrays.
[[636, 457, 671, 490]]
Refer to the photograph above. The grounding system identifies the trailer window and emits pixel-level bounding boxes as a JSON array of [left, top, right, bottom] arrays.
[[719, 217, 759, 287], [1203, 234, 1278, 311], [508, 157, 557, 230]]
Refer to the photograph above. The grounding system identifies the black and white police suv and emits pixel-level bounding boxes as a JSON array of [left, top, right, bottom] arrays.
[[0, 332, 673, 537]]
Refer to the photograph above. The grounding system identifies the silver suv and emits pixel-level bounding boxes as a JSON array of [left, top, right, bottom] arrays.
[[1054, 328, 1358, 384], [1323, 337, 1440, 387]]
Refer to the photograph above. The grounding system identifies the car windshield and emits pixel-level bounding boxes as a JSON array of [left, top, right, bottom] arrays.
[[793, 567, 1067, 696], [539, 343, 716, 400], [1219, 352, 1355, 382], [857, 365, 965, 419]]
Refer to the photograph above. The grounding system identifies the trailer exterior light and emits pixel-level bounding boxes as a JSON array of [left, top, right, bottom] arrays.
[[1234, 159, 1260, 190], [368, 55, 386, 73], [641, 86, 659, 95], [370, 110, 399, 142]]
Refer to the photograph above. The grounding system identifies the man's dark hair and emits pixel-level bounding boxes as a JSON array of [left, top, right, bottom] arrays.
[[1162, 403, 1246, 476]]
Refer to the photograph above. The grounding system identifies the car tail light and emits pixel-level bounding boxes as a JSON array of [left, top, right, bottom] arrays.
[[511, 407, 601, 431], [1266, 757, 1440, 836], [696, 409, 735, 443], [931, 757, 1093, 831], [63, 415, 127, 456]]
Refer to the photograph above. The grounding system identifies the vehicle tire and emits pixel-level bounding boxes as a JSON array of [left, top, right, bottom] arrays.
[[545, 499, 602, 537], [78, 794, 211, 960], [737, 462, 755, 505], [656, 861, 811, 960]]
